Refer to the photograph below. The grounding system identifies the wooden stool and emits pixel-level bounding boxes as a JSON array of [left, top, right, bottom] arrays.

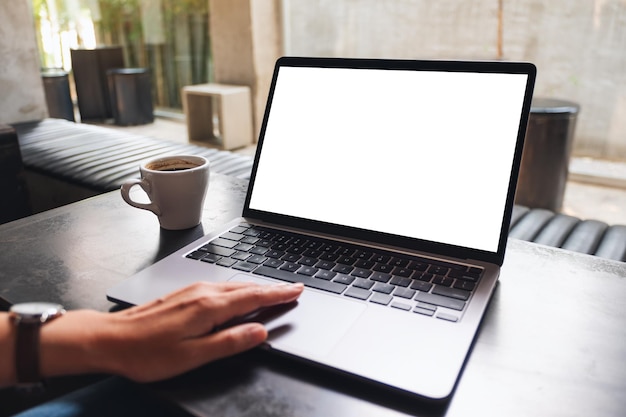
[[182, 83, 253, 150]]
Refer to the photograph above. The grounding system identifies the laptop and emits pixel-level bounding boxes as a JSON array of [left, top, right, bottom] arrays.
[[107, 57, 536, 400]]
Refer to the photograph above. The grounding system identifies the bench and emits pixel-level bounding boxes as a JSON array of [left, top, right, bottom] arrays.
[[2, 118, 625, 262], [10, 118, 254, 213]]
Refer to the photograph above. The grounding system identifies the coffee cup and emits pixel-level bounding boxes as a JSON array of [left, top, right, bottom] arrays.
[[120, 155, 209, 230]]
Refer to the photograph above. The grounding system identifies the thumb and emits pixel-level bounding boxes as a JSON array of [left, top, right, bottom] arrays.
[[197, 323, 268, 363]]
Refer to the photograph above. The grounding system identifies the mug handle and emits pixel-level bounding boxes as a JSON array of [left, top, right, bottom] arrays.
[[120, 178, 162, 216]]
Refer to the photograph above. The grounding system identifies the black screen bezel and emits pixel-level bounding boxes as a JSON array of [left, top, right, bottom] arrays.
[[243, 56, 536, 266]]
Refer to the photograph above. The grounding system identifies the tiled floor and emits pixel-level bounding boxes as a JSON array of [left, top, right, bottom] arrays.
[[96, 117, 626, 226]]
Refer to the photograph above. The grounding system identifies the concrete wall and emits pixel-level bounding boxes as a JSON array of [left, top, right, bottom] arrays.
[[283, 0, 626, 160], [0, 0, 48, 124], [3, 0, 623, 159], [209, 0, 282, 138]]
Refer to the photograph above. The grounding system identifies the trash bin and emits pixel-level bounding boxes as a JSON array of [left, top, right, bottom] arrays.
[[71, 46, 124, 120], [41, 69, 75, 121], [515, 98, 580, 211], [106, 68, 154, 126]]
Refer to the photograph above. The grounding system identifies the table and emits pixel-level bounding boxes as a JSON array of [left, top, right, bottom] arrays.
[[1, 173, 625, 417], [182, 83, 253, 150]]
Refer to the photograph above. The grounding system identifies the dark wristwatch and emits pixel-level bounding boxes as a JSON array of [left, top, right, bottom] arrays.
[[9, 302, 66, 389]]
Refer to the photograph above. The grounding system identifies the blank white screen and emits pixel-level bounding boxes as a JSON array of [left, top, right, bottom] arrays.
[[249, 66, 528, 253]]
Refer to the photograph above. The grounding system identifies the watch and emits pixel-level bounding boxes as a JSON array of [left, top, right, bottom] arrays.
[[9, 302, 66, 388]]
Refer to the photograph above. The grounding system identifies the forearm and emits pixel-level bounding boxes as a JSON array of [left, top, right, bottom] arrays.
[[0, 310, 118, 388]]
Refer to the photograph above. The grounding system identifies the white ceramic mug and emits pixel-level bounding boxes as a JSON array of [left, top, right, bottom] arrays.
[[120, 155, 209, 230]]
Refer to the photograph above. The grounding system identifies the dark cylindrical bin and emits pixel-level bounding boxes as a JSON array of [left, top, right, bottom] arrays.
[[106, 68, 154, 126], [41, 69, 75, 121], [515, 98, 579, 212]]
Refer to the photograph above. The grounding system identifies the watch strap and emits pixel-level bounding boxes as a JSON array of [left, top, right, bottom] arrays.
[[15, 320, 41, 384]]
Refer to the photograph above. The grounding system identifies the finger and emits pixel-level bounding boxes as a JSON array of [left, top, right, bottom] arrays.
[[121, 281, 262, 316], [194, 322, 268, 364], [209, 283, 304, 326]]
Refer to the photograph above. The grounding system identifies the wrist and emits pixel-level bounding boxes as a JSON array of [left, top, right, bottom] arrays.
[[39, 310, 115, 378], [12, 303, 66, 388], [0, 313, 17, 387]]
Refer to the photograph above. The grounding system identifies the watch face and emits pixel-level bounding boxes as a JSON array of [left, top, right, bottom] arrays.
[[10, 302, 65, 322]]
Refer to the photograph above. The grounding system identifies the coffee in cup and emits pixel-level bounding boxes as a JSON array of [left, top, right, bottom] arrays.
[[120, 155, 209, 230]]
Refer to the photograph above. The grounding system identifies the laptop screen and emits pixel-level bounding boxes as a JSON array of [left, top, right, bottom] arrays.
[[247, 58, 533, 257]]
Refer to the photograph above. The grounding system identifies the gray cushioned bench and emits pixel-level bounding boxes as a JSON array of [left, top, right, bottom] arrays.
[[11, 118, 254, 213], [6, 118, 626, 263], [510, 205, 626, 261], [14, 118, 254, 190]]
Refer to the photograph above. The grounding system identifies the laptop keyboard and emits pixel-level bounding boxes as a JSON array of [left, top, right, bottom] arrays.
[[185, 223, 483, 322]]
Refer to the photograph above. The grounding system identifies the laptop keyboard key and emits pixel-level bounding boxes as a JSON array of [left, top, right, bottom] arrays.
[[230, 226, 248, 234], [241, 236, 260, 244], [432, 275, 454, 287], [333, 264, 354, 274], [351, 268, 372, 279], [266, 249, 285, 258], [393, 287, 416, 299], [371, 254, 391, 263], [345, 287, 371, 300], [314, 260, 336, 270], [299, 257, 318, 267], [234, 243, 254, 252], [281, 253, 301, 263], [199, 253, 221, 263], [370, 293, 393, 305], [432, 285, 471, 301], [390, 257, 409, 267], [231, 251, 251, 261], [297, 266, 318, 276], [436, 312, 459, 322], [429, 266, 449, 275], [391, 267, 413, 278], [246, 255, 268, 264], [315, 270, 336, 280], [279, 262, 300, 272], [201, 244, 236, 257], [390, 276, 411, 287], [453, 280, 476, 291], [212, 238, 239, 248], [319, 252, 340, 261], [186, 250, 206, 260], [373, 263, 393, 273], [390, 301, 412, 311], [414, 307, 436, 316], [372, 283, 394, 294], [249, 246, 269, 255], [337, 256, 356, 265], [217, 257, 237, 267], [221, 232, 244, 241], [371, 272, 391, 283], [232, 261, 257, 272], [354, 259, 375, 269], [415, 292, 466, 311], [263, 258, 284, 268], [333, 274, 355, 285], [410, 281, 433, 292], [353, 278, 374, 290], [253, 266, 347, 294]]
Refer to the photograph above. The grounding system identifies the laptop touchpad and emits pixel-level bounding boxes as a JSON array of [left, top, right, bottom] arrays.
[[229, 274, 366, 357]]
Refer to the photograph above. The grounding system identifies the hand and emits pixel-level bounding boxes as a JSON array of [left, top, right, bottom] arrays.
[[35, 281, 304, 383]]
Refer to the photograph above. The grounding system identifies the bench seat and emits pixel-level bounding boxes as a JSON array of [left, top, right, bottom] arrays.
[[510, 205, 626, 261], [13, 118, 254, 192]]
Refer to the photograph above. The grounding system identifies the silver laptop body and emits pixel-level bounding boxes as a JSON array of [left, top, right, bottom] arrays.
[[108, 57, 536, 400]]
